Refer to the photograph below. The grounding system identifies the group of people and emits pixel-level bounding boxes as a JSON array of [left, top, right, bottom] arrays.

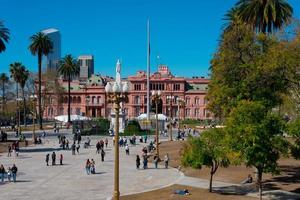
[[85, 159, 96, 175], [7, 141, 20, 157], [58, 135, 69, 150], [45, 152, 63, 166], [0, 164, 18, 183], [96, 139, 107, 161]]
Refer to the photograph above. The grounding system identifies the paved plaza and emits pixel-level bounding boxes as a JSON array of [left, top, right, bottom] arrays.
[[0, 131, 182, 200]]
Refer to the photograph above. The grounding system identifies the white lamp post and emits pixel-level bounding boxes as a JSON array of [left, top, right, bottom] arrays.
[[16, 97, 22, 135], [105, 59, 129, 200]]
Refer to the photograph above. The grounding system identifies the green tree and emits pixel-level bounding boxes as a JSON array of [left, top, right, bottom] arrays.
[[207, 22, 298, 119], [0, 73, 9, 113], [236, 0, 293, 33], [57, 54, 80, 123], [0, 20, 10, 53], [29, 32, 53, 129], [18, 66, 29, 127], [287, 118, 300, 159], [226, 100, 288, 200], [181, 128, 230, 192], [9, 62, 23, 99]]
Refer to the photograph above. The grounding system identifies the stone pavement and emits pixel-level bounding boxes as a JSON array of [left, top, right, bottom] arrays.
[[0, 133, 182, 200]]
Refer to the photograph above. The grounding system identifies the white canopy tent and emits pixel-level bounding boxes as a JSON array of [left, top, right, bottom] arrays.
[[136, 113, 167, 121], [54, 115, 90, 123]]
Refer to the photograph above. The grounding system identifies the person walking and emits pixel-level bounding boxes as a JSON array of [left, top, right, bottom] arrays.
[[101, 149, 105, 162], [96, 141, 101, 154], [60, 154, 63, 165], [51, 152, 56, 165], [85, 159, 91, 175], [143, 156, 148, 169], [7, 145, 12, 157], [7, 167, 12, 182], [76, 143, 80, 154], [105, 138, 108, 148], [11, 164, 18, 182], [164, 154, 169, 169], [45, 154, 50, 166], [71, 143, 76, 155], [90, 159, 95, 174], [125, 144, 130, 155], [154, 154, 159, 169], [136, 155, 140, 169], [0, 164, 5, 183]]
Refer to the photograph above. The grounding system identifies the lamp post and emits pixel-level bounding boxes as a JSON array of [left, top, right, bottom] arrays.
[[105, 60, 129, 200], [16, 97, 22, 135], [86, 96, 90, 117], [166, 95, 174, 141], [152, 90, 161, 158], [30, 95, 37, 142], [177, 97, 185, 130]]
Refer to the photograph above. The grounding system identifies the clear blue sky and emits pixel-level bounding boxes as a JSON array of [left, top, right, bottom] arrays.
[[1, 0, 299, 78]]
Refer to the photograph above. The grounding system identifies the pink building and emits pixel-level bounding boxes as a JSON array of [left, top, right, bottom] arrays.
[[43, 65, 211, 120]]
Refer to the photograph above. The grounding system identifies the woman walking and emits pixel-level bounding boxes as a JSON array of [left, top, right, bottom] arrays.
[[136, 155, 140, 169], [85, 159, 91, 175]]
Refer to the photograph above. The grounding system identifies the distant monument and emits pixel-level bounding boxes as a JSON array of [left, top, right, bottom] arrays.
[[110, 59, 126, 133]]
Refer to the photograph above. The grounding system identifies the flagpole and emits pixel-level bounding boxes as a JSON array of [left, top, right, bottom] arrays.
[[146, 19, 150, 121]]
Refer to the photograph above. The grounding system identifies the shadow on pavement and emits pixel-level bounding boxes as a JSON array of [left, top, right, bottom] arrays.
[[20, 147, 62, 153]]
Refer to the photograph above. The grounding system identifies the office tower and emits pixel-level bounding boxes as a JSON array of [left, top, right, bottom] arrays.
[[42, 28, 61, 71], [79, 55, 94, 80]]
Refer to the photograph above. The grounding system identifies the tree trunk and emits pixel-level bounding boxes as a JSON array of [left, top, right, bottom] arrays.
[[38, 52, 43, 130], [257, 167, 263, 200], [68, 75, 71, 123], [2, 81, 4, 113], [22, 88, 27, 127], [16, 83, 19, 129], [209, 169, 213, 192]]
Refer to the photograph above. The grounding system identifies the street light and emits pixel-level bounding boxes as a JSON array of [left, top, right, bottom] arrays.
[[16, 97, 22, 135], [177, 97, 185, 130], [152, 90, 161, 159], [166, 95, 175, 141], [30, 95, 37, 142], [85, 96, 90, 117], [105, 60, 129, 200]]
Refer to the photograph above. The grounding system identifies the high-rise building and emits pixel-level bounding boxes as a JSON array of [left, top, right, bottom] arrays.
[[78, 55, 94, 80], [42, 28, 61, 71]]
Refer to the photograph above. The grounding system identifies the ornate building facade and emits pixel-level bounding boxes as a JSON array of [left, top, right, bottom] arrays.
[[43, 65, 211, 120]]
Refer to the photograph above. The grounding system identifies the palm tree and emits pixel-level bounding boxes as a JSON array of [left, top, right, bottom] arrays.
[[29, 32, 53, 129], [10, 62, 22, 131], [18, 66, 29, 127], [0, 21, 10, 53], [223, 7, 243, 33], [9, 62, 22, 99], [0, 73, 9, 112], [236, 0, 293, 33], [57, 55, 80, 123]]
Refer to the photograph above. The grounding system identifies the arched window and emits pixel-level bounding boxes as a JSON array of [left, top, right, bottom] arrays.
[[73, 96, 77, 104], [195, 97, 200, 105], [92, 96, 96, 104], [64, 97, 68, 104], [77, 96, 81, 104], [185, 97, 190, 105], [134, 96, 140, 104]]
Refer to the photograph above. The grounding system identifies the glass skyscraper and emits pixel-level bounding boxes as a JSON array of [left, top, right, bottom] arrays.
[[42, 28, 61, 71]]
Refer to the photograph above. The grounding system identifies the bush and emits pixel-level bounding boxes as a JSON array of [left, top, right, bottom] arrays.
[[80, 118, 110, 135], [123, 120, 155, 136]]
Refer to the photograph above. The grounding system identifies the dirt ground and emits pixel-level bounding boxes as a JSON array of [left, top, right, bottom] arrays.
[[156, 140, 300, 193], [0, 140, 32, 154], [121, 184, 257, 200]]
